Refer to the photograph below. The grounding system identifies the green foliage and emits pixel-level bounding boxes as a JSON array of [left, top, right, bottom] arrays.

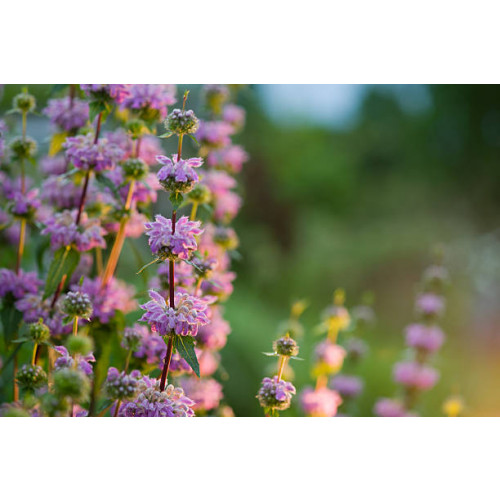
[[174, 335, 200, 377], [43, 246, 80, 299]]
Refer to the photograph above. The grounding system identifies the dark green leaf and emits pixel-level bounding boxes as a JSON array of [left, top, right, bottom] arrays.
[[174, 335, 200, 377], [0, 297, 23, 343], [43, 246, 80, 299], [89, 101, 105, 124], [169, 192, 184, 211]]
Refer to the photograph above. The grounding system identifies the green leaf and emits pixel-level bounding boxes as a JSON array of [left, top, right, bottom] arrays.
[[95, 172, 121, 200], [89, 101, 111, 124], [49, 132, 68, 156], [169, 192, 184, 211], [43, 246, 80, 299], [187, 134, 199, 146], [158, 132, 173, 139], [11, 337, 30, 344], [262, 352, 278, 357], [137, 257, 161, 275], [174, 335, 200, 377], [0, 297, 23, 343]]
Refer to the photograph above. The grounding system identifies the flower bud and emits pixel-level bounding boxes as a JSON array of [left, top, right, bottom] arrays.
[[12, 92, 36, 113], [165, 109, 199, 135], [213, 226, 239, 250], [273, 335, 299, 357], [122, 157, 148, 181], [62, 291, 93, 319], [105, 368, 141, 400], [66, 335, 93, 356], [28, 319, 50, 344], [53, 367, 90, 401], [256, 376, 296, 411], [204, 85, 230, 115], [9, 136, 37, 160], [16, 364, 47, 391], [187, 183, 212, 205], [121, 327, 143, 352], [125, 119, 147, 139]]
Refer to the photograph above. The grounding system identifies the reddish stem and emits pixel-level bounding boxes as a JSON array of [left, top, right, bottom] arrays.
[[159, 335, 174, 392]]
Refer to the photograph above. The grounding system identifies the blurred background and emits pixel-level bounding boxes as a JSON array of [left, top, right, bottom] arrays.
[[1, 84, 500, 416]]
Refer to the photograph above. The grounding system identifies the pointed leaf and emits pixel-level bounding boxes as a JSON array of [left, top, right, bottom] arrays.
[[0, 298, 23, 343], [169, 192, 184, 211], [49, 132, 68, 156], [43, 246, 80, 299], [137, 257, 161, 275], [174, 335, 200, 377]]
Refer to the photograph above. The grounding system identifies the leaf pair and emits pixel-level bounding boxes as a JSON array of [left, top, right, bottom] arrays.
[[164, 334, 200, 377]]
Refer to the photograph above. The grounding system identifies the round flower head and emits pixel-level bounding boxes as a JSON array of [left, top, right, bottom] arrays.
[[71, 277, 136, 324], [145, 215, 202, 261], [121, 157, 148, 181], [9, 136, 37, 160], [121, 326, 144, 352], [121, 84, 176, 122], [8, 188, 40, 220], [105, 368, 141, 400], [41, 210, 106, 252], [222, 103, 246, 131], [0, 268, 41, 299], [212, 226, 239, 251], [53, 367, 90, 402], [64, 133, 124, 172], [53, 346, 95, 376], [13, 92, 36, 113], [257, 376, 296, 412], [273, 335, 299, 357], [405, 323, 445, 353], [180, 377, 223, 412], [300, 387, 342, 417], [41, 155, 67, 175], [156, 155, 203, 194], [43, 97, 89, 132], [28, 319, 50, 344], [415, 293, 445, 319], [374, 398, 411, 417], [16, 364, 47, 391], [133, 327, 167, 365], [207, 145, 249, 174], [139, 290, 209, 337], [41, 176, 84, 210], [165, 108, 199, 136], [393, 361, 439, 391], [196, 121, 233, 149], [66, 335, 94, 356], [81, 84, 130, 104], [189, 254, 218, 279], [62, 291, 93, 319], [187, 183, 212, 205], [118, 376, 195, 417], [331, 374, 364, 399], [313, 340, 347, 377]]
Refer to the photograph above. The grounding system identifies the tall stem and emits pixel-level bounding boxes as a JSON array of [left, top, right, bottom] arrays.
[[277, 356, 287, 381], [101, 180, 136, 286], [159, 334, 174, 392], [15, 218, 26, 275], [72, 316, 79, 336]]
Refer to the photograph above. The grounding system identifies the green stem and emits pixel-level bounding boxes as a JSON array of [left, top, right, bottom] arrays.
[[72, 316, 79, 336]]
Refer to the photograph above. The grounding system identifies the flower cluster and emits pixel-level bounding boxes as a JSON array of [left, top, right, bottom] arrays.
[[257, 376, 296, 412], [105, 367, 141, 400], [374, 251, 449, 416], [157, 155, 203, 194], [43, 97, 89, 132], [145, 215, 202, 261], [64, 133, 124, 171], [121, 84, 176, 121], [81, 84, 130, 104], [139, 290, 209, 337]]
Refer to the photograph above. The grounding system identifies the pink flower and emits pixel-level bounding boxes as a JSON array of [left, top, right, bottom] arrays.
[[300, 387, 342, 417], [393, 361, 439, 390]]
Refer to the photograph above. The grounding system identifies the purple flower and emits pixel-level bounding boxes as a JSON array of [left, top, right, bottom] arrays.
[[179, 377, 223, 412], [8, 188, 40, 219], [222, 104, 246, 130], [43, 97, 89, 131], [139, 290, 209, 337], [117, 376, 195, 417], [81, 84, 130, 104], [196, 121, 234, 148], [207, 145, 248, 174], [415, 293, 446, 318], [256, 376, 296, 411], [203, 170, 242, 223], [105, 130, 164, 166], [393, 361, 439, 390], [196, 306, 231, 350], [156, 155, 203, 194], [41, 177, 82, 209], [300, 387, 342, 417], [40, 155, 67, 175], [374, 398, 412, 417], [64, 133, 124, 172], [405, 323, 445, 353], [105, 367, 141, 400], [72, 277, 137, 324], [53, 345, 95, 376], [145, 215, 202, 261], [41, 209, 106, 252], [313, 340, 347, 373], [121, 84, 176, 120], [133, 326, 167, 364], [331, 375, 364, 399], [0, 268, 41, 299], [15, 294, 49, 323]]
